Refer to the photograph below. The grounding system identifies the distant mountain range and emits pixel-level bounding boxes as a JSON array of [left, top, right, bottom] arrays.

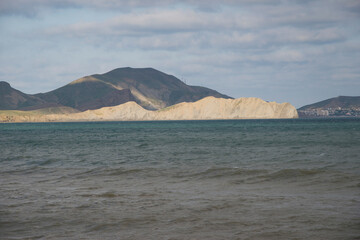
[[2, 67, 357, 120], [298, 96, 360, 117], [0, 67, 231, 111]]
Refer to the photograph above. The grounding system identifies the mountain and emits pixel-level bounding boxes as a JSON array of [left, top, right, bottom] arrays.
[[77, 67, 231, 110], [1, 67, 231, 111], [0, 81, 61, 110], [298, 96, 360, 117], [0, 97, 298, 122]]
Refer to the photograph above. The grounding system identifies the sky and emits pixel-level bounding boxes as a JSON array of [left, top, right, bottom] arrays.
[[0, 0, 359, 108]]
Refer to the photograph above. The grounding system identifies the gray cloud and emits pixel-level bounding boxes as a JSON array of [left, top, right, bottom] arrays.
[[44, 9, 259, 37], [39, 4, 348, 55], [0, 0, 268, 16], [1, 0, 358, 17]]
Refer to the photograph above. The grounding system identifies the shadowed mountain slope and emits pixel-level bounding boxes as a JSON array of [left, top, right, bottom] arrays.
[[35, 76, 135, 111], [0, 81, 60, 110]]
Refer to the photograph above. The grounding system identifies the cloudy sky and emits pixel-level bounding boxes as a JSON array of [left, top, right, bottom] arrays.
[[0, 0, 359, 107]]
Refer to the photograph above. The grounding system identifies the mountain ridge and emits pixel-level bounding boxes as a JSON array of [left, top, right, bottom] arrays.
[[91, 67, 231, 110], [0, 67, 231, 111]]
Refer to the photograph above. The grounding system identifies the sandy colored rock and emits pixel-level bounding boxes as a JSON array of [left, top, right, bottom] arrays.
[[0, 97, 298, 122], [153, 97, 298, 120]]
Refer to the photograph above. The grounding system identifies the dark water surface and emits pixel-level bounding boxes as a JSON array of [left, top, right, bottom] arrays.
[[1, 119, 359, 239]]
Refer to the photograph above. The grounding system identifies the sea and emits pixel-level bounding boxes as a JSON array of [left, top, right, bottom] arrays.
[[0, 119, 359, 240]]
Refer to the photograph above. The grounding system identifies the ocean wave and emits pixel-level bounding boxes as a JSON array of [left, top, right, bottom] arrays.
[[69, 166, 360, 185], [179, 167, 267, 179], [164, 167, 360, 186]]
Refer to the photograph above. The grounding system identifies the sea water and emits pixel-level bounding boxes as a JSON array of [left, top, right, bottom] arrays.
[[0, 119, 359, 240]]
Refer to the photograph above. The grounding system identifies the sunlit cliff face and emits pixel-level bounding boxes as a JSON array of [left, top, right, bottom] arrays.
[[0, 97, 298, 122]]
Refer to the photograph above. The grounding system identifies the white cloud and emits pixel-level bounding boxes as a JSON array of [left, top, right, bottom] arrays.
[[44, 8, 259, 37], [0, 0, 359, 107]]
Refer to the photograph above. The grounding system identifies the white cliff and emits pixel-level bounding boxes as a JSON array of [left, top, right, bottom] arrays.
[[0, 97, 298, 122]]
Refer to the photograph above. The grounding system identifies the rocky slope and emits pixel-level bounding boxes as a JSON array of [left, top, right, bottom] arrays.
[[0, 97, 298, 122]]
